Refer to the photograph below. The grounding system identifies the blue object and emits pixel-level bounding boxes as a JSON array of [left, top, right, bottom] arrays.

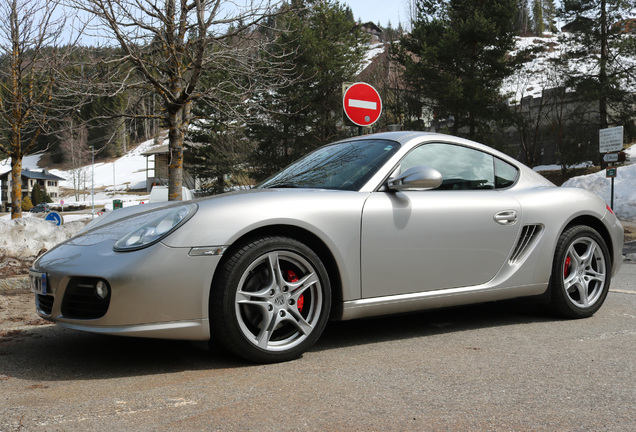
[[44, 211, 63, 226]]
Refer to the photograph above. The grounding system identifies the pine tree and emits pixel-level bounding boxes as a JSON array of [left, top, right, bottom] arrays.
[[31, 183, 43, 206], [248, 0, 367, 181], [560, 0, 636, 140], [532, 0, 557, 34], [394, 0, 519, 141], [543, 0, 557, 32], [533, 0, 544, 34], [517, 0, 531, 34]]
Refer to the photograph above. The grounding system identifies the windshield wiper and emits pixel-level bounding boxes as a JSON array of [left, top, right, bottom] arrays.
[[263, 183, 301, 189]]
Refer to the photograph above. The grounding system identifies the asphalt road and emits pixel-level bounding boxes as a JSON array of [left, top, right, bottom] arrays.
[[1, 263, 635, 432]]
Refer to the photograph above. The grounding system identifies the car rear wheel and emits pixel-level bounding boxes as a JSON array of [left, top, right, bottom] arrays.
[[211, 236, 331, 363], [549, 225, 611, 319]]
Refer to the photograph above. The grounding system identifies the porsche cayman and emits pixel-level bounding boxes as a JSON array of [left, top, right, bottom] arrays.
[[30, 131, 624, 363]]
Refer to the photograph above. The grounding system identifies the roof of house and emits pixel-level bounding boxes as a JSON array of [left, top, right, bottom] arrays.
[[0, 168, 65, 181], [141, 144, 169, 156]]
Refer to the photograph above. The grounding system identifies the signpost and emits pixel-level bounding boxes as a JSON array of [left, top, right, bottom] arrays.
[[599, 126, 624, 210], [44, 211, 64, 226], [599, 126, 623, 153], [343, 82, 382, 129], [603, 153, 618, 163]]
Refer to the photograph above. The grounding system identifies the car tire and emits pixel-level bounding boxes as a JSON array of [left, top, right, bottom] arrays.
[[548, 225, 611, 319], [210, 236, 331, 363]]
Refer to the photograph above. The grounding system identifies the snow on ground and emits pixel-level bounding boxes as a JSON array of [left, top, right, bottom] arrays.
[[1, 135, 162, 212], [0, 217, 87, 259], [55, 134, 161, 192], [503, 32, 636, 103], [0, 135, 166, 259], [359, 42, 387, 74], [561, 144, 636, 220]]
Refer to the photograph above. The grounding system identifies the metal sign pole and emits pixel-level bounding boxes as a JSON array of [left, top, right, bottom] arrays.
[[599, 126, 623, 212]]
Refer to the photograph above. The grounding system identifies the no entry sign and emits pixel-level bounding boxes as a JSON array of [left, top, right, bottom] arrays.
[[343, 82, 382, 127]]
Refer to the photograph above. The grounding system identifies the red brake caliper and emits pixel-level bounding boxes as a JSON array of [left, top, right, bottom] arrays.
[[286, 270, 304, 312], [563, 256, 571, 278]]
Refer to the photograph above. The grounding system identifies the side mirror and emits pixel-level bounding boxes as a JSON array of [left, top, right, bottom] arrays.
[[387, 166, 443, 191]]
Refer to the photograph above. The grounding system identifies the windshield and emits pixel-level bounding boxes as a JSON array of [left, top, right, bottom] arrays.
[[258, 139, 400, 191]]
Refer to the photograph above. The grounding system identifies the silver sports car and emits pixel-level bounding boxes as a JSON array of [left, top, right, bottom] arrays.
[[30, 131, 623, 363]]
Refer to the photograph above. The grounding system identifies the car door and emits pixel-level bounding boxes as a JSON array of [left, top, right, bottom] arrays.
[[360, 142, 522, 298]]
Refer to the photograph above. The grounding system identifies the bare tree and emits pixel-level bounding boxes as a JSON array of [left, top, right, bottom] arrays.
[[69, 0, 291, 201], [57, 115, 90, 200], [0, 0, 68, 218]]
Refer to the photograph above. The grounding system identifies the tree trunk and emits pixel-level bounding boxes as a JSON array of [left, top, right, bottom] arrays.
[[599, 0, 608, 130], [10, 157, 23, 219], [167, 102, 191, 201]]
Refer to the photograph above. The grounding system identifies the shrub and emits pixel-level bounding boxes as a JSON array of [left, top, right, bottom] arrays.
[[22, 196, 33, 211]]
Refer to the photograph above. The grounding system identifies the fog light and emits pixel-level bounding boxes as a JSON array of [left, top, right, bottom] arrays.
[[95, 280, 110, 300]]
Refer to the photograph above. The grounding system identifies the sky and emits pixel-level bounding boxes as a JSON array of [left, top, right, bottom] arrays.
[[344, 0, 410, 28]]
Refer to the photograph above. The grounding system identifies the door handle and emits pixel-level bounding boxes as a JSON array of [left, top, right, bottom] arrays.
[[494, 210, 518, 225]]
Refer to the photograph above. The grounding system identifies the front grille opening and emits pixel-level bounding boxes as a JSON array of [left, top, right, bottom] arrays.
[[509, 224, 543, 263], [36, 295, 54, 315], [61, 277, 111, 319]]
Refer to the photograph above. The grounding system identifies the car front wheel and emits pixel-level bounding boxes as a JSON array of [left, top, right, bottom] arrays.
[[211, 236, 331, 363], [549, 225, 611, 319]]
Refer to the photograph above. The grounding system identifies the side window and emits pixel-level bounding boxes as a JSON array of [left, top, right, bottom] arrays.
[[494, 158, 519, 188], [399, 143, 495, 190]]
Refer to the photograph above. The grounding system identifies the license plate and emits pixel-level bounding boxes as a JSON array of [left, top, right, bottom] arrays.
[[29, 271, 48, 295]]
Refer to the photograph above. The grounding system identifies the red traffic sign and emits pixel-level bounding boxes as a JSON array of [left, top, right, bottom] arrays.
[[343, 82, 382, 127]]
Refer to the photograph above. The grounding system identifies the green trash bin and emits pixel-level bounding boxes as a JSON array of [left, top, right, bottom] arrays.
[[113, 199, 123, 210]]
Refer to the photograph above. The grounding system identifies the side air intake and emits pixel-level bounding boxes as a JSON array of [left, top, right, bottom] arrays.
[[509, 224, 543, 264]]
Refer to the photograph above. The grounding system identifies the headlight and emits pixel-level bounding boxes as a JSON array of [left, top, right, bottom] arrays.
[[114, 204, 197, 251]]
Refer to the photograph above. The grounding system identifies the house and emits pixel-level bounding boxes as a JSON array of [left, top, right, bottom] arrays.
[[614, 18, 636, 34], [140, 144, 198, 191], [0, 168, 65, 212], [357, 22, 383, 43], [560, 17, 594, 33]]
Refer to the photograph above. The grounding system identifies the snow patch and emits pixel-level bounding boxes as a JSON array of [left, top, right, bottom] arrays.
[[0, 218, 88, 259]]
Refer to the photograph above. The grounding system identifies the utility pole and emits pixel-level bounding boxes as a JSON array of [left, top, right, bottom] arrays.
[[90, 146, 95, 218]]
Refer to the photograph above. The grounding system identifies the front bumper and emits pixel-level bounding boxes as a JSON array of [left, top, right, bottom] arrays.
[[31, 240, 222, 341]]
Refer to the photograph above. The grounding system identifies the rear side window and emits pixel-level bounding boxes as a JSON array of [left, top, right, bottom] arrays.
[[494, 158, 518, 188]]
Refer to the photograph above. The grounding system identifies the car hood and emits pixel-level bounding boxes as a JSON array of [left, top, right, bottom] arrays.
[[161, 188, 369, 249], [81, 189, 279, 234], [72, 188, 367, 249]]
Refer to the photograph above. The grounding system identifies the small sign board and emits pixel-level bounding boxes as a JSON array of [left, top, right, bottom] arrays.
[[599, 126, 623, 153], [44, 211, 64, 226], [606, 167, 617, 178], [603, 153, 619, 163]]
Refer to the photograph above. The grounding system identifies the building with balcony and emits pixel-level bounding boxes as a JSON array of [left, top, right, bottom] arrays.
[[0, 168, 65, 212]]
